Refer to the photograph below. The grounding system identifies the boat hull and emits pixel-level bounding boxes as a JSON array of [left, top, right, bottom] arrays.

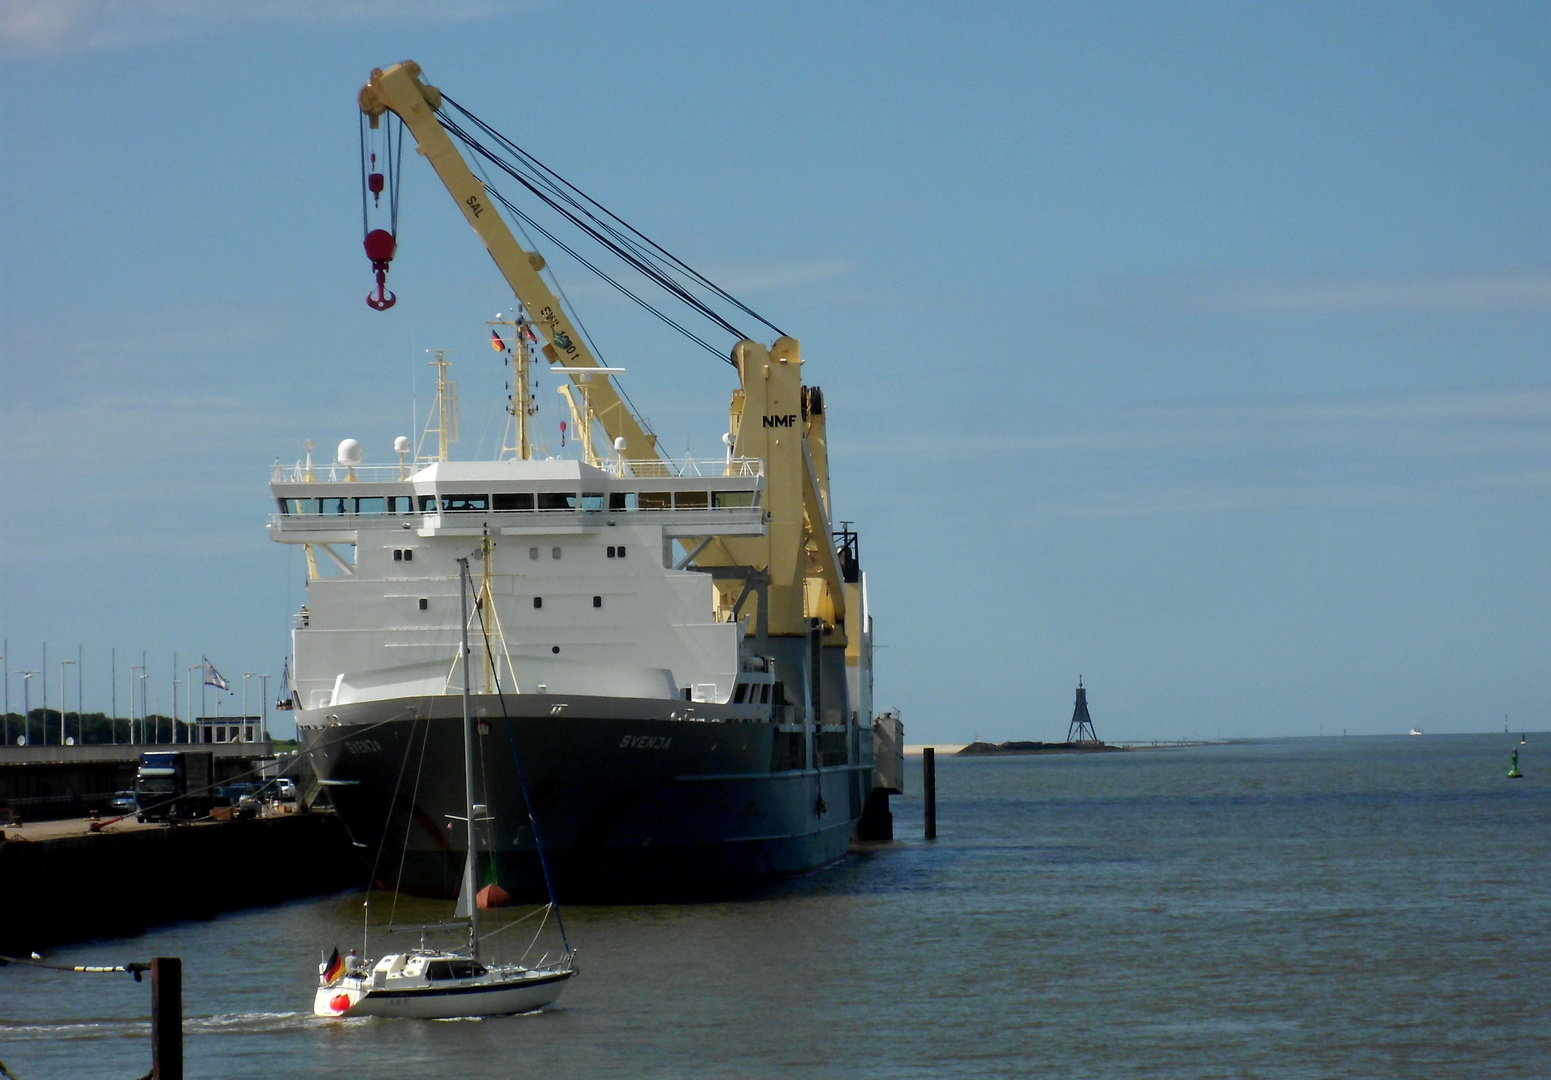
[[300, 693, 871, 902], [314, 970, 572, 1019]]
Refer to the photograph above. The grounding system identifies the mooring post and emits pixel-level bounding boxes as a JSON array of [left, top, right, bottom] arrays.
[[151, 956, 182, 1080], [923, 747, 936, 840]]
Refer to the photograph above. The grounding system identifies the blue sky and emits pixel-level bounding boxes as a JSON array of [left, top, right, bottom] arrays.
[[3, 1, 1550, 741]]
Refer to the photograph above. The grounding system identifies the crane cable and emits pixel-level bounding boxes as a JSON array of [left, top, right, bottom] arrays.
[[438, 98, 765, 337], [446, 97, 787, 341], [437, 96, 786, 359], [438, 111, 738, 359]]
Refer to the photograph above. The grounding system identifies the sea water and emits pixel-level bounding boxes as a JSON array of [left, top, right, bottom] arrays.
[[3, 735, 1547, 1079]]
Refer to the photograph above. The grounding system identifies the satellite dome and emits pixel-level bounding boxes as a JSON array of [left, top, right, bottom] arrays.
[[394, 435, 412, 454], [337, 438, 364, 465]]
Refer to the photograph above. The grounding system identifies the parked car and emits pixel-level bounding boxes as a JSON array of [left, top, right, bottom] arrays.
[[108, 790, 138, 815], [273, 778, 299, 801]]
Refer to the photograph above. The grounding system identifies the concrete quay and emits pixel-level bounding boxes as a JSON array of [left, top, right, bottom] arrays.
[[0, 811, 363, 954]]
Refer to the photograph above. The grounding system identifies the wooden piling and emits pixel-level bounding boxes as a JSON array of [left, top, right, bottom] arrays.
[[923, 747, 936, 840], [151, 956, 182, 1080]]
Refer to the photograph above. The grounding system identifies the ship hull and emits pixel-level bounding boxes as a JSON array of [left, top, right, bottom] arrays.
[[299, 694, 870, 902]]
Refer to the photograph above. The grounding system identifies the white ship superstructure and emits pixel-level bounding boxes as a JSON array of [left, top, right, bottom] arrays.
[[273, 454, 770, 715]]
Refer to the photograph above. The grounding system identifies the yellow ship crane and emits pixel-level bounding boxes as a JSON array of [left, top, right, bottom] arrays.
[[359, 62, 659, 465], [357, 60, 849, 650]]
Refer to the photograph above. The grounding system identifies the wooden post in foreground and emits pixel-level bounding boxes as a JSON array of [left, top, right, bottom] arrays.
[[923, 747, 936, 840], [151, 956, 182, 1080]]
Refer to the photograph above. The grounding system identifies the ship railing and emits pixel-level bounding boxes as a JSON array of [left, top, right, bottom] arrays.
[[270, 457, 764, 484], [616, 458, 764, 478]]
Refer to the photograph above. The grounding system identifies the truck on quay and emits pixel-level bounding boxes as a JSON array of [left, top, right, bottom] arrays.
[[135, 751, 215, 822]]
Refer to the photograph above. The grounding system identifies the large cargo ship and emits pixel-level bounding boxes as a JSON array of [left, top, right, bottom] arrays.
[[276, 61, 900, 901]]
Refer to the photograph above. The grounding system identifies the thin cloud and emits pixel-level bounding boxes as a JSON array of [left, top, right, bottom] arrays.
[[1069, 271, 1551, 322], [1, 0, 523, 54], [834, 387, 1551, 516], [1209, 273, 1551, 315]]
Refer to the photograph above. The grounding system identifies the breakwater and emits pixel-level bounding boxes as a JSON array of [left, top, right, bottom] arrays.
[[0, 813, 362, 954]]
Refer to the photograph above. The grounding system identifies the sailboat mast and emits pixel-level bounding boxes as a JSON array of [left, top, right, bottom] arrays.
[[457, 557, 481, 959]]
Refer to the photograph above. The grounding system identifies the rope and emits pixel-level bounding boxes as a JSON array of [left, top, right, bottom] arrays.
[[0, 955, 148, 980], [469, 574, 570, 954]]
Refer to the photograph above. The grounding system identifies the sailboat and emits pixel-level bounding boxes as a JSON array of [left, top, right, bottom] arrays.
[[314, 554, 575, 1019]]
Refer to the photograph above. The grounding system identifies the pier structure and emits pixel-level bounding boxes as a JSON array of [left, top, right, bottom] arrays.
[[0, 742, 281, 823]]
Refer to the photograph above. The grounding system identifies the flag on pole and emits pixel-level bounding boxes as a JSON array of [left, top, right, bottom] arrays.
[[323, 947, 345, 985], [519, 322, 538, 344], [203, 658, 230, 692], [490, 328, 507, 352]]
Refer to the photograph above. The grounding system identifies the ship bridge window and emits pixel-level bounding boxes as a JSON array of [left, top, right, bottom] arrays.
[[713, 490, 756, 508], [388, 495, 413, 514], [580, 492, 604, 512], [278, 498, 310, 515], [538, 492, 574, 511], [608, 492, 633, 511], [638, 491, 670, 510], [494, 492, 535, 512], [674, 490, 709, 510], [321, 497, 350, 515], [356, 496, 386, 515], [418, 495, 438, 513], [442, 494, 489, 513]]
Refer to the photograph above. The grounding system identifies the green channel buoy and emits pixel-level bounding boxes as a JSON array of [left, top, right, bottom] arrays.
[[1507, 749, 1523, 779]]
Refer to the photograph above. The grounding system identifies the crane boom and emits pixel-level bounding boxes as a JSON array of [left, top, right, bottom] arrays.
[[359, 61, 661, 464], [360, 60, 846, 637]]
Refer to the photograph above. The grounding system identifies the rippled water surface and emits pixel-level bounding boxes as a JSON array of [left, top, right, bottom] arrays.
[[3, 735, 1548, 1078]]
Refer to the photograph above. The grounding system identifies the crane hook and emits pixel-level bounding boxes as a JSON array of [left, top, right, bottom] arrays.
[[364, 228, 398, 311]]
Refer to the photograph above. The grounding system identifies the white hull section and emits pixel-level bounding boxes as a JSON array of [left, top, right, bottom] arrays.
[[315, 968, 573, 1019]]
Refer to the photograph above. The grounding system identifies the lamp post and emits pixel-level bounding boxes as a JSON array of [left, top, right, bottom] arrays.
[[76, 644, 84, 740], [242, 673, 256, 741], [18, 671, 37, 746], [2, 639, 8, 745], [138, 672, 150, 744], [60, 658, 76, 746], [129, 663, 144, 744], [259, 674, 271, 743], [187, 665, 201, 744]]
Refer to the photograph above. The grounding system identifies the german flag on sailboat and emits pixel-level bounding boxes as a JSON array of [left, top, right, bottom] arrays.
[[323, 947, 345, 985]]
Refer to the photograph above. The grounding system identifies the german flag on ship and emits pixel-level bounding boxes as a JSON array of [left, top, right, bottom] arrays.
[[323, 947, 345, 985]]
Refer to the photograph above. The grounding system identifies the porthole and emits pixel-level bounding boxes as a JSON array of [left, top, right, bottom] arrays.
[[393, 549, 403, 562], [529, 547, 539, 560], [607, 546, 616, 558], [418, 598, 428, 611], [533, 596, 543, 609], [403, 549, 413, 562], [551, 645, 560, 654], [617, 545, 626, 558], [552, 547, 562, 560], [593, 595, 602, 608]]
